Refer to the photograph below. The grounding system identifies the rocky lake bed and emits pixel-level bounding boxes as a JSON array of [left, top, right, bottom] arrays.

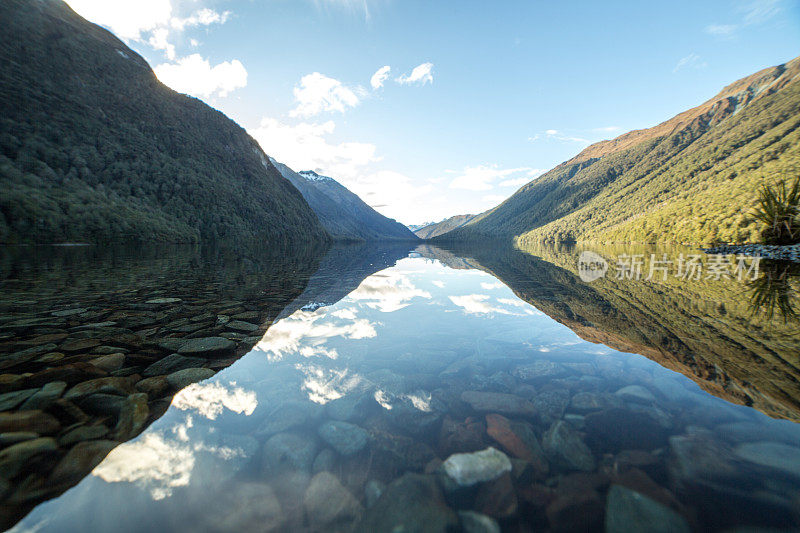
[[3, 245, 800, 532]]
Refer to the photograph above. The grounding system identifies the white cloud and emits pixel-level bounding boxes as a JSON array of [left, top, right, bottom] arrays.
[[154, 54, 247, 98], [66, 0, 172, 40], [290, 72, 362, 117], [172, 381, 258, 420], [481, 282, 505, 290], [371, 65, 391, 89], [93, 430, 194, 500], [704, 24, 738, 36], [449, 165, 541, 191], [673, 53, 707, 73], [432, 280, 445, 288], [529, 130, 591, 143], [449, 294, 513, 315], [250, 118, 377, 179], [257, 307, 377, 362], [170, 8, 231, 31], [740, 0, 781, 24], [347, 170, 434, 219], [498, 177, 532, 188], [148, 27, 175, 59], [66, 1, 231, 60], [396, 62, 434, 85], [704, 0, 781, 39], [348, 271, 431, 312], [482, 194, 506, 205]]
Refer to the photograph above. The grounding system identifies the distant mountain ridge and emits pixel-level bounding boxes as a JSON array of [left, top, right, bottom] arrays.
[[414, 214, 478, 239], [436, 56, 800, 245], [272, 160, 419, 242], [0, 0, 328, 246]]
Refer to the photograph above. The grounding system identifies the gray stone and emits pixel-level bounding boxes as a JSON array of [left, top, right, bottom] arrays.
[[0, 410, 61, 434], [615, 385, 656, 403], [570, 392, 623, 412], [459, 510, 501, 533], [0, 437, 57, 478], [59, 424, 109, 446], [89, 353, 125, 372], [734, 441, 800, 478], [460, 391, 537, 417], [0, 432, 39, 446], [318, 420, 368, 456], [605, 484, 690, 533], [303, 471, 363, 527], [177, 336, 236, 357], [357, 473, 458, 533], [145, 298, 182, 304], [0, 389, 38, 411], [262, 432, 319, 474], [64, 377, 134, 400], [512, 361, 566, 381], [51, 308, 88, 317], [226, 320, 259, 333], [208, 482, 285, 532], [20, 381, 66, 410], [166, 368, 215, 389], [312, 448, 336, 473], [443, 447, 512, 487], [542, 420, 595, 472], [143, 353, 205, 377]]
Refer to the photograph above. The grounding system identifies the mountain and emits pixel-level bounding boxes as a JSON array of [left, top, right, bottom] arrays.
[[407, 222, 437, 232], [0, 0, 329, 246], [272, 160, 419, 242], [436, 57, 800, 245], [414, 214, 478, 239]]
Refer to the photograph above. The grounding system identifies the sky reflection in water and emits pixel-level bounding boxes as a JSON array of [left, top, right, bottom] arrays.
[[13, 252, 800, 532]]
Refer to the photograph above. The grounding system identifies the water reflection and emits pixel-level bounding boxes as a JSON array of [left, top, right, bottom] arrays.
[[0, 242, 410, 529], [11, 243, 800, 532]]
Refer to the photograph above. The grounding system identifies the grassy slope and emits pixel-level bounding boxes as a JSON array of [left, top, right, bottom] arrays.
[[0, 0, 329, 246], [272, 161, 419, 242], [436, 57, 800, 245]]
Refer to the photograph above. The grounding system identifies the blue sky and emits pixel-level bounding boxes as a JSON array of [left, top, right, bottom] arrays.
[[65, 0, 800, 225]]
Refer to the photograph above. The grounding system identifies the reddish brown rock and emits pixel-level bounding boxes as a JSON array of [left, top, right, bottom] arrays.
[[545, 489, 604, 532], [475, 472, 518, 519]]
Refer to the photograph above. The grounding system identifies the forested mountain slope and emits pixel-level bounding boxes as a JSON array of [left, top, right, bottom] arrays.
[[272, 160, 418, 242], [436, 57, 800, 245], [0, 0, 329, 246]]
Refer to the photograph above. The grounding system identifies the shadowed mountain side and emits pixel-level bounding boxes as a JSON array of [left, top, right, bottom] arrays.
[[272, 160, 419, 243], [414, 214, 478, 239], [419, 243, 800, 421], [435, 56, 800, 245], [0, 243, 327, 528], [0, 1, 329, 246], [278, 242, 417, 318]]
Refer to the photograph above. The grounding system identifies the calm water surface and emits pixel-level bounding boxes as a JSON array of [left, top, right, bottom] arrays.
[[3, 243, 800, 532]]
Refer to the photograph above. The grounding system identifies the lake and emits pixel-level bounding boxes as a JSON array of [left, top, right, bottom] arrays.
[[2, 242, 799, 532]]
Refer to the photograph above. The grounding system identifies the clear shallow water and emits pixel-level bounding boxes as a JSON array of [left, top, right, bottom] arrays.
[[2, 243, 800, 532]]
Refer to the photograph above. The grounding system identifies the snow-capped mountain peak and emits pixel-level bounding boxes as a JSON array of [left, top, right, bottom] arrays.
[[299, 170, 334, 182]]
